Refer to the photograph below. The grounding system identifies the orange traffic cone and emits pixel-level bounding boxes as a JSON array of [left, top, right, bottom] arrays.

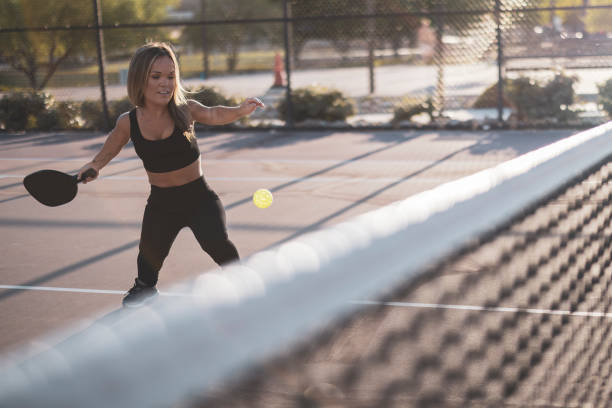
[[272, 52, 285, 88]]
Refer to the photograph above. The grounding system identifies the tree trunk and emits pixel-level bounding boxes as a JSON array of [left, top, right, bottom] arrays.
[[226, 45, 239, 72], [27, 72, 39, 90], [39, 46, 74, 90], [20, 51, 39, 90], [433, 21, 445, 116]]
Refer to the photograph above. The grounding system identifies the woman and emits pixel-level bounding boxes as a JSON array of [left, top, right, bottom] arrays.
[[78, 42, 264, 307]]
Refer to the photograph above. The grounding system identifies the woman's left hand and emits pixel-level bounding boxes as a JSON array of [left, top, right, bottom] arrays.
[[240, 97, 265, 115]]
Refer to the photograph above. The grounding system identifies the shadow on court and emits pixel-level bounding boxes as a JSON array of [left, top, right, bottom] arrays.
[[367, 129, 577, 158], [224, 131, 423, 212], [199, 129, 338, 152], [0, 131, 105, 149], [264, 141, 475, 249], [0, 240, 139, 303], [3, 129, 553, 306], [261, 130, 578, 249]]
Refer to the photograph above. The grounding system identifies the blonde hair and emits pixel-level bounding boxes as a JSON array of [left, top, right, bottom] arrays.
[[127, 42, 194, 139]]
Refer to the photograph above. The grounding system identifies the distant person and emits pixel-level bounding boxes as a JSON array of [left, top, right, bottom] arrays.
[[417, 19, 436, 63], [78, 42, 264, 307]]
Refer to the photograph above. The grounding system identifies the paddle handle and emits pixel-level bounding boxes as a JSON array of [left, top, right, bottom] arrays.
[[76, 168, 98, 183]]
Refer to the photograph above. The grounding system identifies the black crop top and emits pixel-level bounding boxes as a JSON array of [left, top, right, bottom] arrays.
[[129, 108, 200, 173]]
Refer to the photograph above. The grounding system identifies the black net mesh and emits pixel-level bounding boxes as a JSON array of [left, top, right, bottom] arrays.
[[192, 157, 612, 407]]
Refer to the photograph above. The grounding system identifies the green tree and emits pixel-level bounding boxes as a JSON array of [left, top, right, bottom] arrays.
[[101, 0, 178, 58], [379, 0, 421, 53], [583, 0, 611, 34], [290, 0, 420, 63], [291, 0, 358, 60], [531, 0, 596, 34], [0, 0, 90, 90], [182, 0, 281, 73], [0, 0, 175, 90]]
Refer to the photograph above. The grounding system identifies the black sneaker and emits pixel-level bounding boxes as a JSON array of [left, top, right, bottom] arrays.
[[122, 278, 158, 308]]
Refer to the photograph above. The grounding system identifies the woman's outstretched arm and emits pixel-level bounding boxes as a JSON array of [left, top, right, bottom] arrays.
[[77, 112, 131, 183], [188, 97, 264, 126]]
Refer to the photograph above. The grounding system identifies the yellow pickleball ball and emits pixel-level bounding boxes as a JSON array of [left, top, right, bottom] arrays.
[[253, 188, 273, 209]]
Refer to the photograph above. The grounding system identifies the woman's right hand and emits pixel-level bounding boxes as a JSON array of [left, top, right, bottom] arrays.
[[77, 163, 99, 184]]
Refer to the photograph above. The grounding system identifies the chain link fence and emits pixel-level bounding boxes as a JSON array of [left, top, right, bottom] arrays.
[[1, 0, 612, 129]]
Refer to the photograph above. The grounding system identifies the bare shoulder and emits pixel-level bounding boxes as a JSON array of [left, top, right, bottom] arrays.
[[116, 111, 131, 126], [112, 111, 132, 142]]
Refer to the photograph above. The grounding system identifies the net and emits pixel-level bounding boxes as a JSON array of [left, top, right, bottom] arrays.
[[202, 143, 612, 407], [2, 122, 612, 408]]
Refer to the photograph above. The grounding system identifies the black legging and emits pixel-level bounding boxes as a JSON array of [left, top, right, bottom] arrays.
[[137, 177, 239, 286]]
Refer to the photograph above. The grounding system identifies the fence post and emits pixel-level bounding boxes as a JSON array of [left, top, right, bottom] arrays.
[[282, 0, 294, 128], [495, 0, 504, 124], [433, 2, 446, 116], [367, 0, 375, 94], [200, 0, 210, 79], [92, 0, 111, 130]]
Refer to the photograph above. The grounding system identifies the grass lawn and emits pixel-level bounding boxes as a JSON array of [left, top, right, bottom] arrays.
[[0, 50, 279, 89]]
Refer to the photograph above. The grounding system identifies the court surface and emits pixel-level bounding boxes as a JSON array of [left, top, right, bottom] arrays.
[[0, 128, 576, 358]]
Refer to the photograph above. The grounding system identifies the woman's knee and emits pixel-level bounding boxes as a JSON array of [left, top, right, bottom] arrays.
[[203, 239, 239, 265]]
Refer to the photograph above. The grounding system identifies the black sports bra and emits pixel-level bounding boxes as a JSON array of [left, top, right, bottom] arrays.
[[129, 109, 200, 173]]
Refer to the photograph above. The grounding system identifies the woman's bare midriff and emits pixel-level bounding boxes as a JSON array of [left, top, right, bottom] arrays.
[[146, 156, 203, 187]]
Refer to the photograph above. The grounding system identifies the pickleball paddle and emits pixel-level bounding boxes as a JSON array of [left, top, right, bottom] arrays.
[[23, 168, 98, 207]]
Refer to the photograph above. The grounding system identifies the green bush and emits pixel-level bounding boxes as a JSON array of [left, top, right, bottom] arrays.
[[508, 77, 549, 121], [472, 80, 513, 109], [37, 101, 83, 130], [536, 74, 577, 122], [80, 97, 133, 129], [392, 98, 434, 124], [0, 91, 52, 130], [188, 86, 240, 107], [0, 90, 136, 131], [473, 73, 578, 122], [597, 78, 612, 117], [277, 86, 355, 123], [35, 109, 62, 131], [80, 100, 107, 130]]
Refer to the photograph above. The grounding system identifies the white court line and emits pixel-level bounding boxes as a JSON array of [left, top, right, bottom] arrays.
[[206, 159, 501, 166], [350, 300, 612, 319], [2, 284, 610, 318], [0, 174, 449, 183], [0, 157, 500, 166], [207, 176, 447, 183], [0, 284, 187, 297], [0, 157, 139, 162]]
